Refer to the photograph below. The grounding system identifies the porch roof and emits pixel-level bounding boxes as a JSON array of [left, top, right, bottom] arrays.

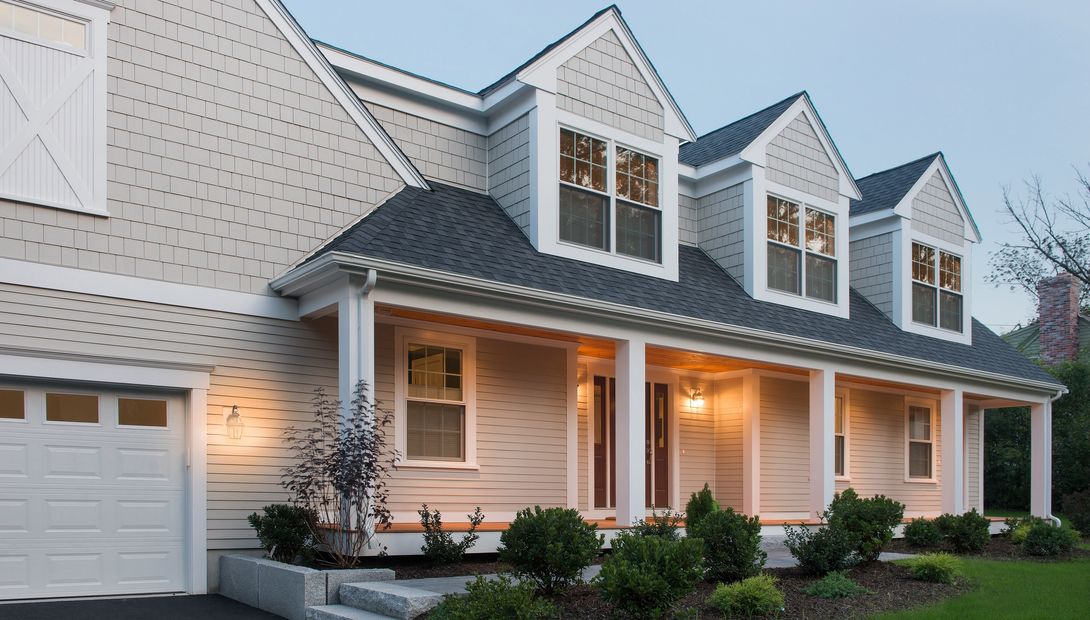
[[301, 182, 1058, 389]]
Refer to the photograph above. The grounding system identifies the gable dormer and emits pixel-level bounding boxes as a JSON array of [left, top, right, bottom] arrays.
[[849, 153, 980, 344], [679, 93, 861, 318]]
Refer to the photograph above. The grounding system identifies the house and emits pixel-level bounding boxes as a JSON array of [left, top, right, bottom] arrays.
[[1004, 273, 1089, 363], [0, 0, 1064, 601]]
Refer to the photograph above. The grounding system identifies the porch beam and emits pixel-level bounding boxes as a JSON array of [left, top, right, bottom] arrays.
[[809, 369, 835, 519], [615, 338, 646, 527], [941, 388, 965, 514], [1030, 400, 1053, 518]]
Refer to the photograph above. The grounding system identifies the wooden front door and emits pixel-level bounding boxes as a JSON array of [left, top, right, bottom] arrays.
[[593, 376, 670, 509]]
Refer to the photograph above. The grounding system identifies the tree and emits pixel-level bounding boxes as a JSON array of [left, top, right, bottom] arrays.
[[986, 166, 1090, 307]]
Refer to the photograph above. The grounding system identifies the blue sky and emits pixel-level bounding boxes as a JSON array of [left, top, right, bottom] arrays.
[[283, 0, 1090, 332]]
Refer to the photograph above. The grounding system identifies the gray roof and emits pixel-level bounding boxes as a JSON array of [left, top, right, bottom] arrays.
[[850, 153, 939, 217], [309, 182, 1056, 387], [678, 93, 804, 167]]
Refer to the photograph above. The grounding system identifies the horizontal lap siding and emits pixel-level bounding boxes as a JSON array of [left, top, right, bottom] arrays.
[[760, 377, 809, 513], [715, 378, 743, 511], [966, 407, 981, 511], [578, 363, 589, 511], [0, 283, 339, 549], [678, 375, 714, 508]]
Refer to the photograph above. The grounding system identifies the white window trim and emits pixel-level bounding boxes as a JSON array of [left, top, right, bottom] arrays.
[[764, 192, 839, 304], [834, 389, 850, 481], [910, 240, 963, 333], [393, 326, 478, 470], [904, 397, 938, 483], [893, 228, 972, 345]]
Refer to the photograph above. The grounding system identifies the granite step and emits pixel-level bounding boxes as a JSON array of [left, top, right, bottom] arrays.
[[306, 604, 394, 620], [338, 581, 445, 620]]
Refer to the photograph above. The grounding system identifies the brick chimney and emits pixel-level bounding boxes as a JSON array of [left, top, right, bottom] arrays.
[[1036, 273, 1081, 364]]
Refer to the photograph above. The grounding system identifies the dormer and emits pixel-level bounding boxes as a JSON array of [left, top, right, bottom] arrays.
[[849, 153, 981, 344], [679, 93, 862, 318]]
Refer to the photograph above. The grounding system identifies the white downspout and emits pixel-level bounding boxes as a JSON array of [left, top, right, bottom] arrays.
[[1048, 386, 1068, 527]]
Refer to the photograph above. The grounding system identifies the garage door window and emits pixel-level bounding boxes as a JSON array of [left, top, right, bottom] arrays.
[[118, 398, 168, 427], [46, 392, 98, 423], [0, 388, 24, 419]]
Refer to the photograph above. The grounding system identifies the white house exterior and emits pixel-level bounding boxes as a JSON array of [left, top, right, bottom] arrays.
[[0, 1, 1064, 600]]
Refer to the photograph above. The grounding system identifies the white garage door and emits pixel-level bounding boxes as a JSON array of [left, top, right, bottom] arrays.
[[0, 383, 187, 600]]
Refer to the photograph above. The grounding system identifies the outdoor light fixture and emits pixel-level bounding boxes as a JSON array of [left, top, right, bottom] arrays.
[[225, 405, 245, 440], [690, 388, 705, 407]]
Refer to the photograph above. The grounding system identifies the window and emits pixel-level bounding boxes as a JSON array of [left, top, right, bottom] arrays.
[[911, 242, 962, 332], [558, 128, 661, 262], [834, 395, 846, 478], [46, 392, 98, 423], [0, 388, 24, 419], [0, 0, 86, 50], [906, 403, 934, 480], [118, 398, 168, 427], [766, 196, 837, 302]]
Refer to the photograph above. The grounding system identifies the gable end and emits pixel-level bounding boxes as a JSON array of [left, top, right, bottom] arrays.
[[765, 112, 839, 202], [910, 169, 964, 244]]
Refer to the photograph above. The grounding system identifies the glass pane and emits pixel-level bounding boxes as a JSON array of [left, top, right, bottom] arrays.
[[834, 397, 844, 434], [805, 254, 837, 302], [576, 160, 590, 187], [767, 244, 801, 294], [835, 436, 845, 477], [559, 155, 574, 184], [939, 252, 961, 292], [616, 200, 661, 262], [0, 4, 11, 31], [912, 282, 936, 326], [766, 196, 799, 245], [912, 243, 935, 284], [909, 442, 932, 478], [118, 398, 168, 427], [406, 400, 465, 461], [61, 21, 84, 49], [909, 406, 931, 440], [37, 12, 60, 42], [591, 164, 606, 192], [559, 185, 609, 250], [939, 291, 962, 331], [0, 389, 24, 419], [11, 4, 36, 36], [615, 146, 659, 208], [408, 344, 462, 402], [46, 393, 98, 423], [805, 209, 835, 257], [560, 129, 574, 157]]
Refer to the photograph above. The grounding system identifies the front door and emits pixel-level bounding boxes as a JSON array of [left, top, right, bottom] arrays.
[[593, 376, 670, 509]]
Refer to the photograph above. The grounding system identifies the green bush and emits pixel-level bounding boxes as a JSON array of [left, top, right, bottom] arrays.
[[498, 506, 602, 594], [783, 522, 859, 575], [1022, 522, 1081, 556], [689, 508, 766, 582], [685, 483, 720, 532], [594, 531, 704, 619], [903, 552, 962, 584], [935, 509, 991, 552], [903, 517, 942, 548], [825, 488, 905, 561], [1061, 489, 1090, 534], [632, 508, 683, 541], [246, 504, 316, 564], [419, 504, 485, 565], [1002, 516, 1046, 544], [802, 571, 871, 599], [428, 575, 556, 620], [706, 575, 784, 619]]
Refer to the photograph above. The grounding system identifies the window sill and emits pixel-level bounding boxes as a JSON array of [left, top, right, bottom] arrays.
[[395, 459, 480, 471], [835, 476, 851, 482], [904, 478, 937, 484]]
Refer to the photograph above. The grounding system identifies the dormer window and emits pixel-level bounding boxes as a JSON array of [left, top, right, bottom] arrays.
[[559, 128, 662, 263], [766, 196, 837, 302], [911, 242, 962, 332]]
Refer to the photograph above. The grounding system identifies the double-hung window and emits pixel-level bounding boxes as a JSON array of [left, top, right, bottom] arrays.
[[766, 196, 837, 302], [906, 402, 934, 480], [559, 128, 661, 262], [911, 242, 962, 331], [397, 329, 476, 467], [834, 395, 847, 478]]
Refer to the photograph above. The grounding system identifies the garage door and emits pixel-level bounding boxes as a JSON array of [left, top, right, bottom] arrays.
[[0, 383, 187, 600]]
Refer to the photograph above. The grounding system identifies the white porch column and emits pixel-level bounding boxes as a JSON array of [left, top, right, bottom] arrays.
[[809, 369, 835, 519], [337, 272, 376, 409], [941, 388, 965, 514], [1031, 400, 1053, 518], [741, 372, 760, 516], [615, 338, 646, 527]]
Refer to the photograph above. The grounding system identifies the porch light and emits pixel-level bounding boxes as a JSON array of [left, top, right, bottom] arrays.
[[690, 388, 705, 407], [225, 405, 245, 440]]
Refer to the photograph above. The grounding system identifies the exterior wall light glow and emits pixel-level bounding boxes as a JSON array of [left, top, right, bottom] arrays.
[[690, 388, 705, 407], [225, 405, 245, 440]]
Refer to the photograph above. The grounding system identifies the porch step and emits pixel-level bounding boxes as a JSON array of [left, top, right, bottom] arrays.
[[306, 605, 394, 620], [338, 581, 444, 620]]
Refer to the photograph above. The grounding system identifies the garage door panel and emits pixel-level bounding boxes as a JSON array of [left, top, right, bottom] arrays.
[[43, 445, 103, 479], [0, 443, 28, 477], [0, 491, 184, 539]]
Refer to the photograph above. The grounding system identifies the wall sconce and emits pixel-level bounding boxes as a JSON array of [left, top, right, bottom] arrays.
[[225, 405, 245, 440], [690, 388, 705, 407]]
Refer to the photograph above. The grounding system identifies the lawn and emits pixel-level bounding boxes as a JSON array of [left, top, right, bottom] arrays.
[[872, 557, 1090, 620]]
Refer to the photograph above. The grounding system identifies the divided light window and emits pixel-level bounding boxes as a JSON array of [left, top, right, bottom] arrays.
[[405, 343, 466, 462], [559, 128, 661, 263], [911, 242, 962, 331], [0, 1, 87, 51], [834, 395, 846, 478], [907, 404, 933, 479], [766, 196, 837, 302]]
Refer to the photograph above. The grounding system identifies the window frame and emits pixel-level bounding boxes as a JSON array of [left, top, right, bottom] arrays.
[[765, 193, 838, 303], [834, 390, 849, 480], [0, 0, 89, 56], [557, 123, 663, 264], [910, 241, 963, 333], [394, 327, 478, 470], [904, 397, 937, 483]]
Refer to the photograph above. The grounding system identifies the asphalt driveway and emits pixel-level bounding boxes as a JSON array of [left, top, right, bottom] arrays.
[[0, 594, 282, 620]]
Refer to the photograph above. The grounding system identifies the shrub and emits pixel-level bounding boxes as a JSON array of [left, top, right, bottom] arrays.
[[802, 571, 871, 599], [685, 483, 720, 532], [1002, 516, 1047, 544], [903, 552, 962, 584], [498, 506, 602, 594], [594, 531, 704, 619], [1022, 522, 1081, 556], [689, 508, 766, 582], [783, 522, 859, 575], [632, 508, 684, 541], [419, 504, 485, 565], [706, 575, 784, 619], [825, 488, 905, 561], [247, 504, 317, 564], [903, 517, 942, 548], [935, 509, 991, 553], [428, 575, 556, 620], [1061, 489, 1090, 534]]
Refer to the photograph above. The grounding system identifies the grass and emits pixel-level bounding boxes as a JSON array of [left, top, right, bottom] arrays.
[[872, 557, 1090, 619]]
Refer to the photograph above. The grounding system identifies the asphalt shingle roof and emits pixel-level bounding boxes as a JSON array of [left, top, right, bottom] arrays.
[[850, 154, 939, 217], [312, 182, 1057, 387], [678, 93, 804, 167]]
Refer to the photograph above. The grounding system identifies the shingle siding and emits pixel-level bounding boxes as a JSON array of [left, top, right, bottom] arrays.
[[697, 183, 746, 284], [849, 232, 894, 318], [487, 113, 533, 233], [910, 170, 964, 245], [556, 30, 664, 142], [366, 101, 487, 192], [678, 194, 698, 245], [765, 113, 839, 202]]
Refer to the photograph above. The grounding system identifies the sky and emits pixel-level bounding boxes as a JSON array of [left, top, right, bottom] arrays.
[[282, 0, 1090, 332]]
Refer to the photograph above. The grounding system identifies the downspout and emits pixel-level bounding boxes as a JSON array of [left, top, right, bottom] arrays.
[[1048, 386, 1068, 527]]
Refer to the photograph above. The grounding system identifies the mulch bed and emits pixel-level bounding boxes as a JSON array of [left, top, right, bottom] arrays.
[[886, 535, 1090, 561]]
